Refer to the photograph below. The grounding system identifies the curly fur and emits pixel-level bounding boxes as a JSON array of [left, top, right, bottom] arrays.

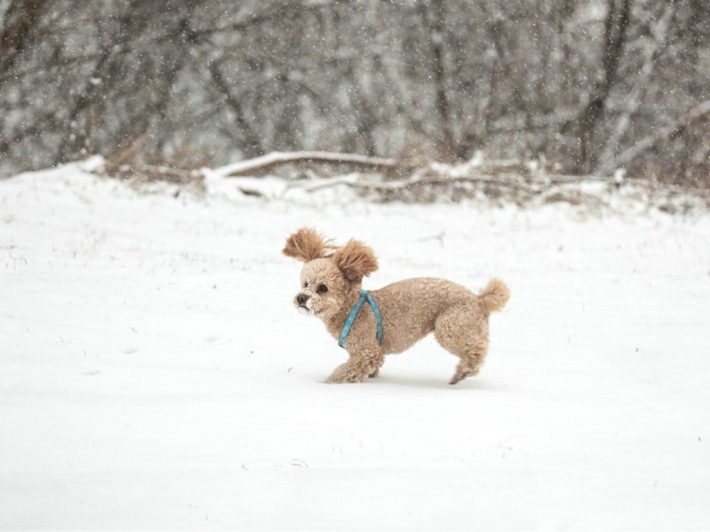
[[283, 228, 510, 385], [282, 227, 335, 262], [331, 239, 379, 282]]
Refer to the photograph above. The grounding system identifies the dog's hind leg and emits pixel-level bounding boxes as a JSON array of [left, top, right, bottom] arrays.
[[434, 306, 490, 385], [448, 339, 489, 384]]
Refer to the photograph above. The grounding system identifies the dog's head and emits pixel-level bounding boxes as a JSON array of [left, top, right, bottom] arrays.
[[283, 227, 378, 319]]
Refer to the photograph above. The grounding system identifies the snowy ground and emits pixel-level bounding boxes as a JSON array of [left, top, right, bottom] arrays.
[[1, 162, 709, 530]]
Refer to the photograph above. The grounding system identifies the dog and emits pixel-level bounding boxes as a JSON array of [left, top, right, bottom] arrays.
[[283, 227, 510, 384]]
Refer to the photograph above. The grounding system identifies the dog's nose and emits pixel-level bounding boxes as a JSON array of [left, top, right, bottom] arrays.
[[297, 294, 308, 306]]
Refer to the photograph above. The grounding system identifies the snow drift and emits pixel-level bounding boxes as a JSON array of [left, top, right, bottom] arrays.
[[1, 161, 709, 530]]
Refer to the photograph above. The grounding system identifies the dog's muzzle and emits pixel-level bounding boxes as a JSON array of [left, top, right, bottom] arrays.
[[295, 293, 314, 315]]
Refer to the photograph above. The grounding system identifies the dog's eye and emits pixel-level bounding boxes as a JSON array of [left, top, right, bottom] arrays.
[[316, 284, 328, 294]]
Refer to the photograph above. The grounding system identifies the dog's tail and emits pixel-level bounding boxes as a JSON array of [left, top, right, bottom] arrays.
[[478, 278, 510, 313]]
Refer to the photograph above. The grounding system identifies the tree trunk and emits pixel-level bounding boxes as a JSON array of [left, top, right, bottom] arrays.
[[0, 0, 47, 76], [576, 0, 630, 174], [419, 0, 454, 160]]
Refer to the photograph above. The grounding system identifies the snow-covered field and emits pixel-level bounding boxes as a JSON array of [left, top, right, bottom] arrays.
[[2, 162, 709, 530]]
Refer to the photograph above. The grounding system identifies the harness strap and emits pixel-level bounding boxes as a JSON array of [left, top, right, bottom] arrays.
[[338, 289, 383, 348]]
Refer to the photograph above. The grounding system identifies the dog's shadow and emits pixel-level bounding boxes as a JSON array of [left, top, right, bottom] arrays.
[[372, 373, 502, 391]]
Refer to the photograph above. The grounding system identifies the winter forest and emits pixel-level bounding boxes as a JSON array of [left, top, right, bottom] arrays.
[[1, 0, 709, 187]]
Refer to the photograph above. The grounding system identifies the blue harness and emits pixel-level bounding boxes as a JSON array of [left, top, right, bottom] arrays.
[[338, 289, 383, 348]]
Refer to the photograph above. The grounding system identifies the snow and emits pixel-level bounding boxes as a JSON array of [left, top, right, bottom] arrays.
[[1, 162, 709, 530]]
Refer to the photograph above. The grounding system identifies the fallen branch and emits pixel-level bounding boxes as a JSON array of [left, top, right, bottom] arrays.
[[213, 151, 401, 178], [287, 171, 535, 194], [278, 169, 634, 208], [287, 167, 617, 195]]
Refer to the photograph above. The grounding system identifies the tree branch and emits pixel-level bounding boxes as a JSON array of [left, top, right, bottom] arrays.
[[213, 151, 401, 177], [599, 100, 710, 174]]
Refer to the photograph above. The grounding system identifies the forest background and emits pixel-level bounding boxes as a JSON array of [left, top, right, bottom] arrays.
[[1, 0, 708, 189]]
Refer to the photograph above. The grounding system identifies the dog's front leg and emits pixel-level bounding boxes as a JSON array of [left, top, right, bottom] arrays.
[[326, 348, 383, 384]]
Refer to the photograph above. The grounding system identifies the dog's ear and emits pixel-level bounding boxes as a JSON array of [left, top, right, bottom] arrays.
[[283, 227, 334, 262], [331, 239, 378, 283]]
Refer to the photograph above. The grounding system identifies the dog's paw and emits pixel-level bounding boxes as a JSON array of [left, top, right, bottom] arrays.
[[325, 373, 363, 384], [449, 370, 472, 385], [326, 364, 364, 383]]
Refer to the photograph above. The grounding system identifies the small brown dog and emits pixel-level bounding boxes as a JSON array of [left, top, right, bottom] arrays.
[[283, 228, 510, 384]]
